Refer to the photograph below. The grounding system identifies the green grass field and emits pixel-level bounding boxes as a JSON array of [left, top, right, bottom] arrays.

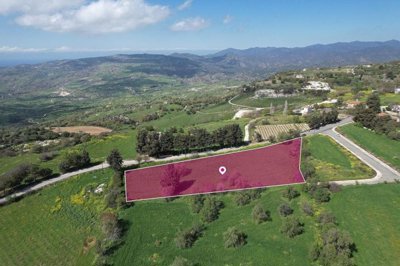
[[1, 151, 399, 266], [231, 94, 322, 109], [0, 169, 112, 266], [338, 124, 400, 170], [0, 130, 137, 176], [112, 187, 315, 266], [328, 184, 400, 266], [380, 92, 400, 105], [305, 135, 374, 181], [112, 183, 400, 266]]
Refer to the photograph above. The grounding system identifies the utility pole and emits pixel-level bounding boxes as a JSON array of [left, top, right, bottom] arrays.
[[283, 100, 288, 115]]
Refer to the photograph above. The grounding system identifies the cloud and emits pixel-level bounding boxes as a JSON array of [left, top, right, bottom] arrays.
[[2, 0, 170, 34], [223, 15, 233, 24], [0, 0, 84, 15], [170, 17, 209, 31], [54, 46, 72, 52], [0, 46, 47, 52], [178, 0, 193, 11]]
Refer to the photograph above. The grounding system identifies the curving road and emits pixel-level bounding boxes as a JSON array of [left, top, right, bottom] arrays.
[[322, 125, 400, 185], [2, 117, 399, 204], [228, 95, 265, 110], [0, 144, 265, 204]]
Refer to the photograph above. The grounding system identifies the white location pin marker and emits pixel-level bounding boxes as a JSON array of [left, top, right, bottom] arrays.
[[219, 166, 227, 175]]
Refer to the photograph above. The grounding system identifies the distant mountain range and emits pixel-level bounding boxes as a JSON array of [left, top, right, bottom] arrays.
[[204, 40, 400, 73], [2, 40, 400, 97]]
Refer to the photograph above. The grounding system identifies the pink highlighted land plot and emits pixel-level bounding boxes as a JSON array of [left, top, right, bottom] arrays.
[[125, 138, 304, 201]]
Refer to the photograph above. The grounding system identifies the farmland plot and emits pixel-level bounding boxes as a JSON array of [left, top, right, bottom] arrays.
[[255, 123, 310, 140]]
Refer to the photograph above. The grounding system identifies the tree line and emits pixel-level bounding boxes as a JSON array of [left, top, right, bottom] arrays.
[[0, 164, 53, 197], [306, 109, 339, 129], [136, 124, 243, 157], [354, 93, 400, 140]]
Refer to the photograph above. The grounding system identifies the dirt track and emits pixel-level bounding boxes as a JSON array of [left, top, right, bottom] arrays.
[[52, 126, 112, 136]]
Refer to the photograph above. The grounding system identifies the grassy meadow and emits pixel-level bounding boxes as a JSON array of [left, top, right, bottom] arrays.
[[305, 135, 375, 181], [111, 183, 400, 266], [327, 184, 400, 266], [338, 124, 400, 170], [0, 169, 112, 266], [112, 187, 315, 266]]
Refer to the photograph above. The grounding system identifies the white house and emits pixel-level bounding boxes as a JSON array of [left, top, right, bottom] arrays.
[[302, 81, 331, 91], [293, 105, 313, 116]]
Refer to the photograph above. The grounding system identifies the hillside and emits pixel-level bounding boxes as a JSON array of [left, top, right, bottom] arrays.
[[2, 40, 400, 125], [211, 40, 400, 72], [2, 40, 400, 98]]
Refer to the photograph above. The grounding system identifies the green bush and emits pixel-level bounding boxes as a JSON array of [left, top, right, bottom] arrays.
[[252, 204, 271, 224], [278, 203, 293, 217], [200, 197, 224, 223], [313, 187, 331, 203], [58, 150, 91, 173], [170, 256, 194, 266], [233, 189, 262, 206], [280, 216, 304, 238], [310, 228, 355, 266], [174, 223, 205, 249], [189, 194, 205, 213], [282, 187, 300, 201], [301, 201, 314, 216], [223, 227, 247, 248]]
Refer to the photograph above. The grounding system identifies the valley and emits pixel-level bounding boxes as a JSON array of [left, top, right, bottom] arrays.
[[1, 43, 400, 266]]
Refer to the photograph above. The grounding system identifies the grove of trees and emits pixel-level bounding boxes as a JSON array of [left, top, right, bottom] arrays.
[[306, 109, 339, 129], [59, 150, 91, 173], [354, 94, 400, 140], [0, 163, 53, 196], [137, 124, 243, 157]]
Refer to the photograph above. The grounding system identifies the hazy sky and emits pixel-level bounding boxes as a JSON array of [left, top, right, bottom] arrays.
[[1, 0, 400, 54]]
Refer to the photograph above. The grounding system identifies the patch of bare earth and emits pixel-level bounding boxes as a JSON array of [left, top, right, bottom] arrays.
[[52, 126, 112, 136]]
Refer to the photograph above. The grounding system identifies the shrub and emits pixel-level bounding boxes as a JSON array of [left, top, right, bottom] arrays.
[[252, 204, 271, 224], [280, 216, 304, 238], [313, 187, 331, 203], [282, 187, 300, 201], [311, 228, 355, 266], [170, 256, 194, 266], [175, 223, 205, 249], [31, 144, 44, 154], [328, 183, 342, 193], [233, 189, 262, 206], [58, 150, 91, 173], [200, 197, 224, 223], [189, 194, 205, 213], [39, 151, 58, 162], [0, 164, 53, 194], [301, 201, 314, 216], [301, 160, 316, 179], [105, 187, 121, 209], [106, 149, 123, 172], [223, 227, 247, 248], [317, 211, 337, 226], [100, 212, 121, 242], [278, 203, 294, 217]]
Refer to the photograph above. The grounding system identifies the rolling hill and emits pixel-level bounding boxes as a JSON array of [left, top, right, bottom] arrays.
[[2, 40, 400, 98]]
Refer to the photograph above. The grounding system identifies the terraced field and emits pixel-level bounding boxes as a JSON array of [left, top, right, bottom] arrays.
[[255, 123, 310, 140]]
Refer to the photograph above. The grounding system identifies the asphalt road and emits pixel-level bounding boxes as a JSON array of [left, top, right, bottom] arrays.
[[323, 125, 400, 185], [1, 116, 399, 204]]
